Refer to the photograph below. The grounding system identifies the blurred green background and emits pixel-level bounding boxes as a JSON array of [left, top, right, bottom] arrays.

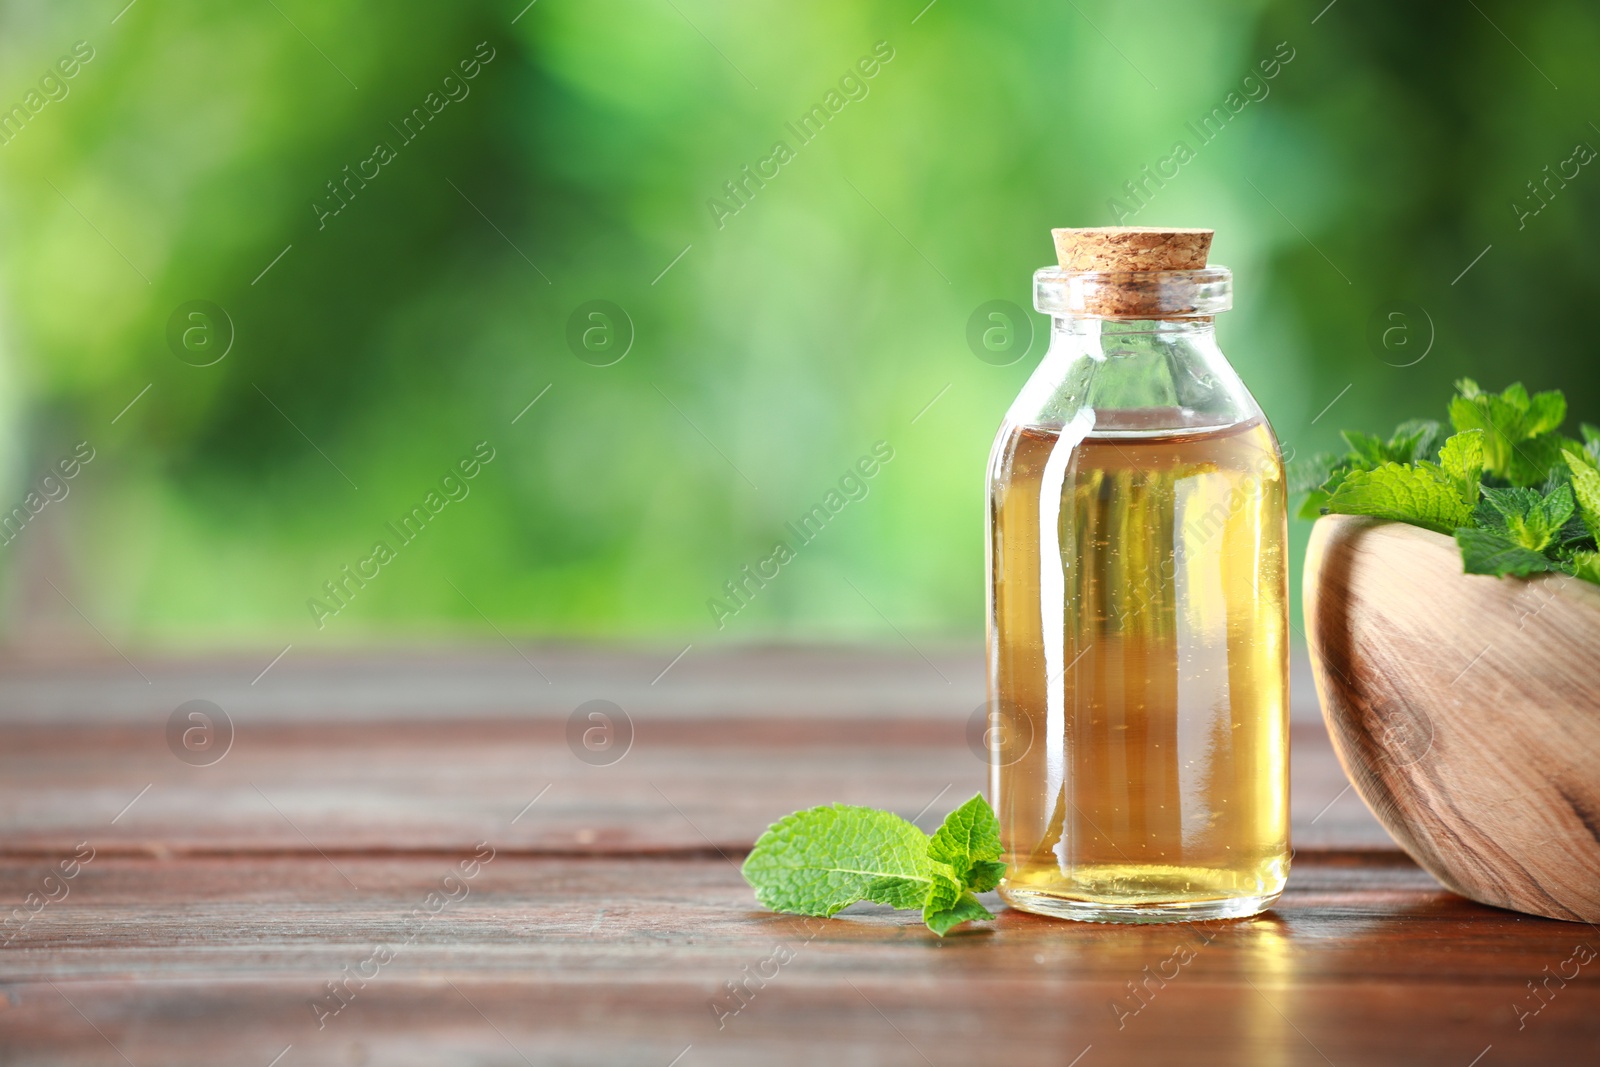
[[1, 0, 1596, 646]]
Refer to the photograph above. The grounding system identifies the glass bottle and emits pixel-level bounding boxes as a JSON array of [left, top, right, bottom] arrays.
[[986, 227, 1288, 923]]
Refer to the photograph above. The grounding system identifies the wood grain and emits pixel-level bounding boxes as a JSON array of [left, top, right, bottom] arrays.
[[1305, 514, 1600, 922], [3, 853, 1597, 1067], [0, 720, 1386, 856], [2, 648, 1591, 1065], [0, 645, 985, 724]]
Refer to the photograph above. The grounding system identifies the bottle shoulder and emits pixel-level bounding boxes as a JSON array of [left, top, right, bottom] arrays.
[[999, 320, 1265, 437]]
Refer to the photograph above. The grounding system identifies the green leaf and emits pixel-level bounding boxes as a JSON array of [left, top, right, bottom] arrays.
[[863, 874, 938, 910], [1537, 485, 1576, 538], [741, 804, 939, 918], [1551, 512, 1595, 553], [1574, 425, 1600, 467], [927, 793, 1003, 891], [1568, 550, 1600, 586], [921, 859, 964, 914], [1476, 485, 1574, 552], [1340, 422, 1439, 469], [1511, 432, 1580, 488], [925, 891, 996, 937], [1563, 446, 1600, 542], [1455, 526, 1561, 578], [1295, 382, 1599, 593], [921, 794, 1006, 935], [1287, 451, 1343, 496], [1526, 389, 1568, 437], [1340, 430, 1389, 468], [1448, 380, 1569, 485], [1291, 425, 1444, 523], [1389, 419, 1443, 462], [1302, 461, 1362, 517], [1437, 430, 1485, 506], [1297, 488, 1332, 521], [1580, 424, 1600, 467], [742, 798, 1005, 936], [1447, 395, 1500, 459], [966, 859, 1006, 894], [1325, 463, 1473, 534]]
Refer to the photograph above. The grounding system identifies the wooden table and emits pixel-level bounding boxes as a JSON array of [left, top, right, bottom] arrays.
[[1, 646, 1596, 1065]]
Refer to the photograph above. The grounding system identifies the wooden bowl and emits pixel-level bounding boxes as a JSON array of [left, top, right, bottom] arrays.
[[1304, 514, 1600, 922]]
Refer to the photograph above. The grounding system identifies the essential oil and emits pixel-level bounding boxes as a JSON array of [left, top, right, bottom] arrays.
[[986, 228, 1289, 922]]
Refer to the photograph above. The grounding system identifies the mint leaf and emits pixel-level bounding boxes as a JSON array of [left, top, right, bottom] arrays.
[[1437, 430, 1485, 507], [1455, 526, 1561, 578], [1525, 389, 1568, 437], [864, 873, 939, 910], [742, 797, 1006, 936], [1476, 485, 1574, 552], [1568, 550, 1600, 585], [921, 858, 965, 918], [1325, 462, 1472, 534], [1449, 380, 1569, 486], [1552, 513, 1594, 554], [966, 859, 1006, 894], [1287, 450, 1343, 496], [925, 891, 995, 937], [1562, 446, 1600, 542], [1297, 490, 1332, 521], [1339, 430, 1390, 468], [928, 793, 1003, 892], [1452, 379, 1565, 438], [1390, 418, 1445, 461], [1580, 424, 1600, 467], [741, 804, 940, 918], [1512, 432, 1580, 489], [1300, 381, 1600, 589], [1293, 421, 1448, 522], [919, 837, 995, 936], [1342, 422, 1440, 468]]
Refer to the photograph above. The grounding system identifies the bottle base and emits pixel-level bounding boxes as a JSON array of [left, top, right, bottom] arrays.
[[1001, 886, 1280, 924]]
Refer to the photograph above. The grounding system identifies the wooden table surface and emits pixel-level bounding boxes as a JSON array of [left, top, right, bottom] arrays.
[[1, 645, 1595, 1066]]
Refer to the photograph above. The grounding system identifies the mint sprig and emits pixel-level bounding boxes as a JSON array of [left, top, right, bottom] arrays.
[[1299, 380, 1600, 586], [1564, 445, 1600, 541], [1448, 379, 1568, 485], [1324, 459, 1474, 534], [741, 794, 1004, 936]]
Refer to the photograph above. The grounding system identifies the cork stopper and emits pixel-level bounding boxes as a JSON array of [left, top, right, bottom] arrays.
[[1044, 227, 1220, 318], [1051, 227, 1213, 272]]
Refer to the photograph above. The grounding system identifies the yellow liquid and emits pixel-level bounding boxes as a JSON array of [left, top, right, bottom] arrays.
[[987, 414, 1289, 921]]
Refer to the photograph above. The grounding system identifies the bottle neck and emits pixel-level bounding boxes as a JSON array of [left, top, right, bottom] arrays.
[[1051, 314, 1217, 343], [1003, 313, 1260, 434]]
